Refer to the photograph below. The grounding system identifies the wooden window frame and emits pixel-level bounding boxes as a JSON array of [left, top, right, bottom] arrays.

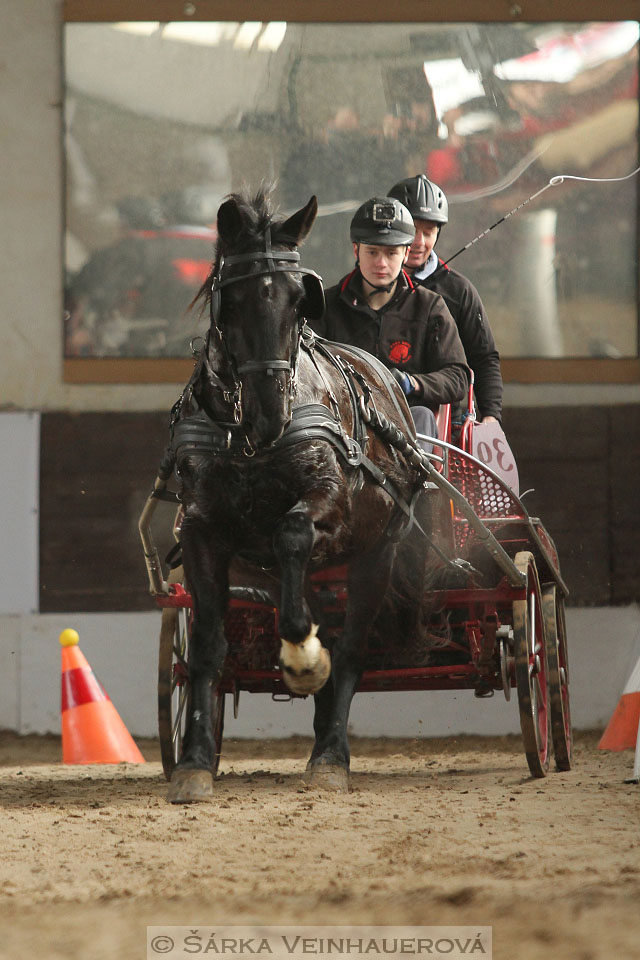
[[62, 0, 640, 385]]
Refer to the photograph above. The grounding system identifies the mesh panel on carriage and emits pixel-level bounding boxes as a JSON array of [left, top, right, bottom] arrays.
[[447, 449, 526, 551]]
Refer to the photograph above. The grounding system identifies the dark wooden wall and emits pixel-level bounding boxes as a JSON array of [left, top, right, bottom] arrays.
[[502, 406, 639, 605], [39, 407, 640, 612], [40, 412, 171, 612]]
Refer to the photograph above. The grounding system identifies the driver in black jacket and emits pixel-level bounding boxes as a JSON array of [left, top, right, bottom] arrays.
[[388, 175, 503, 425], [312, 196, 470, 445]]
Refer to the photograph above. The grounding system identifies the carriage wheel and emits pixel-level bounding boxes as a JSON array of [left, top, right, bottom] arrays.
[[158, 607, 225, 782], [542, 584, 572, 771], [513, 552, 550, 778]]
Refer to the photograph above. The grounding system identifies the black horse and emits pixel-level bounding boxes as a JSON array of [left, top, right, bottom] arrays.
[[166, 188, 439, 802]]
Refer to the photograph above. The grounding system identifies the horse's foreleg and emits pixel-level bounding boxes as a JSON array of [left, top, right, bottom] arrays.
[[308, 541, 396, 791], [167, 523, 229, 804], [274, 505, 331, 696]]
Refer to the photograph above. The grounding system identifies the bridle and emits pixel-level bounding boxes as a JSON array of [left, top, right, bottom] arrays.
[[207, 226, 323, 429]]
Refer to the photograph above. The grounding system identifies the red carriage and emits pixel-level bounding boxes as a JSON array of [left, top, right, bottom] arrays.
[[139, 400, 571, 784], [137, 190, 571, 801]]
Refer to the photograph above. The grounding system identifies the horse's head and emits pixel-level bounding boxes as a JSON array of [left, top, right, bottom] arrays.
[[208, 191, 324, 449]]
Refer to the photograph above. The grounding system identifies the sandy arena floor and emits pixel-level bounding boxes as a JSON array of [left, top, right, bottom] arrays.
[[0, 731, 638, 960]]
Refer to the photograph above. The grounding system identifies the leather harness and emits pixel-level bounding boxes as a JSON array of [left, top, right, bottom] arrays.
[[166, 333, 424, 540]]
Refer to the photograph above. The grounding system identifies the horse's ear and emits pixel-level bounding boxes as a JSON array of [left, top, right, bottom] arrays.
[[217, 197, 244, 245], [278, 196, 318, 246]]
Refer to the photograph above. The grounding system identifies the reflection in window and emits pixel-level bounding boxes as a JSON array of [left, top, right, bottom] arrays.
[[64, 21, 638, 361]]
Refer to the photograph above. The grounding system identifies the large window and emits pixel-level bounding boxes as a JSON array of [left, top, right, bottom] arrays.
[[63, 8, 639, 382]]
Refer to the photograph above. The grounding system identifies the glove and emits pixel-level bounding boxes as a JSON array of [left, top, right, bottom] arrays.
[[390, 367, 419, 397]]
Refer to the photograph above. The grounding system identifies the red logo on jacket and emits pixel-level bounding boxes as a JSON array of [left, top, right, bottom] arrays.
[[388, 340, 412, 365]]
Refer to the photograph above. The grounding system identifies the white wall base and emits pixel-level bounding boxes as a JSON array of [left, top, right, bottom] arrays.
[[2, 606, 638, 740]]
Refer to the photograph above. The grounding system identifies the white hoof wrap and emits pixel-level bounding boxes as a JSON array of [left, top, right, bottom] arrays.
[[280, 626, 331, 695]]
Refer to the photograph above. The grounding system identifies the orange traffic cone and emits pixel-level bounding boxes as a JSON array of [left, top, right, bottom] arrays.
[[598, 654, 640, 752], [60, 628, 145, 765]]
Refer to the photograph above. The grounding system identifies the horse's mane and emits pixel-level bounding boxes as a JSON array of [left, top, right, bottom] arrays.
[[191, 185, 287, 314]]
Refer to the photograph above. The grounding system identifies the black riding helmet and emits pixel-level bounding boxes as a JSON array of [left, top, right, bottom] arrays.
[[350, 197, 416, 246], [387, 175, 449, 224]]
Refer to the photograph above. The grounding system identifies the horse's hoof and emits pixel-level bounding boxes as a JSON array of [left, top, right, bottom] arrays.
[[305, 764, 349, 793], [280, 638, 331, 696], [167, 767, 214, 804]]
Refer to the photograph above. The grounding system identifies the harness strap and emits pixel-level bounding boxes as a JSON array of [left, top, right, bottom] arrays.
[[311, 335, 411, 431], [308, 338, 367, 449], [236, 359, 291, 376], [172, 411, 235, 461]]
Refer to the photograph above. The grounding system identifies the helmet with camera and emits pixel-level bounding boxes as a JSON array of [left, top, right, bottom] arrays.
[[388, 175, 449, 224], [350, 197, 416, 246]]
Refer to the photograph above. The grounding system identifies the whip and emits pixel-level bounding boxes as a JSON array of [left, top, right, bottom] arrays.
[[442, 165, 640, 267]]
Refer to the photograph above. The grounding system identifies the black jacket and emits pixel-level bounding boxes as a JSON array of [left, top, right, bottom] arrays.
[[313, 269, 470, 410], [415, 260, 503, 421]]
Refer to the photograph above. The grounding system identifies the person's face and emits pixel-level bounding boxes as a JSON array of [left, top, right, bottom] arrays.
[[406, 219, 439, 269], [354, 242, 409, 287]]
